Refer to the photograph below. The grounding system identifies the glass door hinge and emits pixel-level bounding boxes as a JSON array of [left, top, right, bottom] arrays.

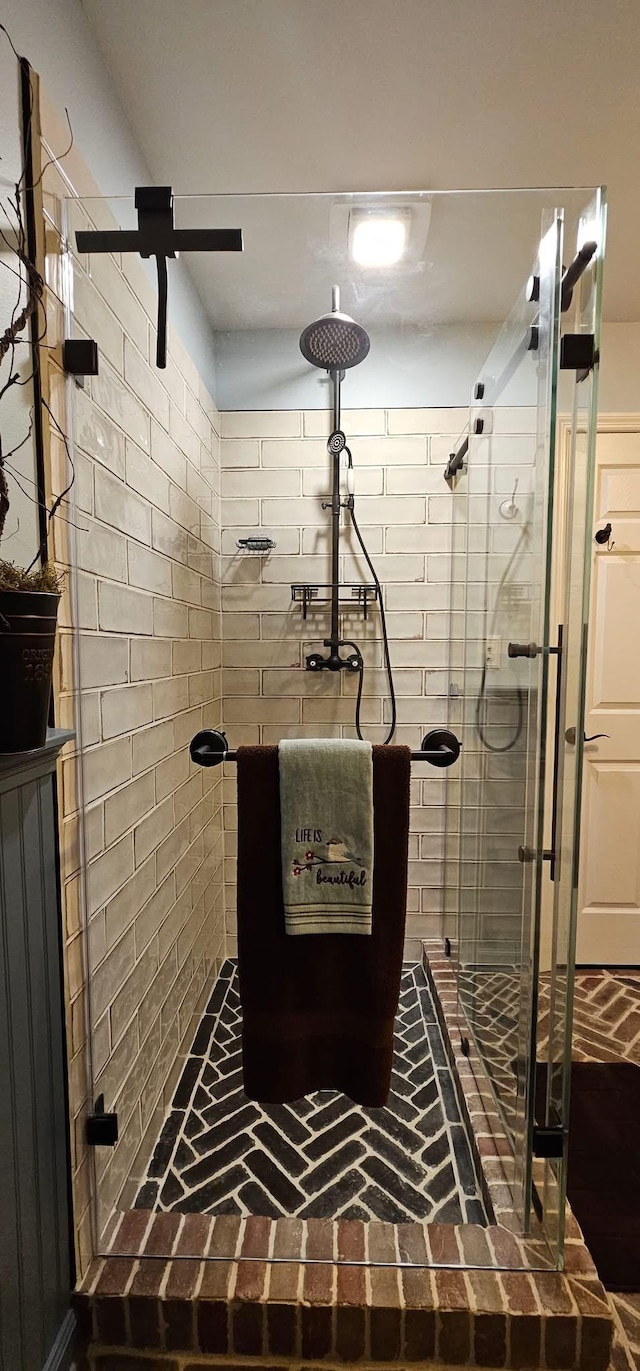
[[559, 332, 597, 378], [532, 1124, 564, 1159]]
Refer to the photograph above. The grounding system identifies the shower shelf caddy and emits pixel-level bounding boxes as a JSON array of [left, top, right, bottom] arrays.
[[290, 581, 379, 620]]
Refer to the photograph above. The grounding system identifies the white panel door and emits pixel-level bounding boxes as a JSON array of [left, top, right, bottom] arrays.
[[577, 429, 640, 964]]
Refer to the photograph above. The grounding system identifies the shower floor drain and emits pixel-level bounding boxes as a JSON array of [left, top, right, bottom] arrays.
[[134, 962, 487, 1223]]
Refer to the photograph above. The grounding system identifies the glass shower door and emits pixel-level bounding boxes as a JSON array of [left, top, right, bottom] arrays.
[[449, 196, 607, 1263], [451, 212, 565, 1245]]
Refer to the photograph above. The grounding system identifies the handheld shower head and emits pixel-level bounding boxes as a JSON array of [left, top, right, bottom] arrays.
[[299, 286, 370, 372]]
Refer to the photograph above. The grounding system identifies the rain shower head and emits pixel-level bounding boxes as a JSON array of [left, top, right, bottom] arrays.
[[299, 286, 370, 371]]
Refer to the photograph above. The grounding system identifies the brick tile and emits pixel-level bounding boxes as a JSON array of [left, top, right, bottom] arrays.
[[510, 1314, 543, 1369], [305, 1216, 334, 1260], [129, 1260, 165, 1297], [128, 1292, 162, 1349], [273, 1216, 304, 1259], [370, 1301, 402, 1361], [474, 1311, 507, 1367], [111, 1209, 151, 1254], [434, 1268, 468, 1310], [232, 1299, 264, 1356], [303, 1261, 333, 1305], [240, 1213, 271, 1258], [500, 1272, 539, 1315], [336, 1263, 365, 1307], [143, 1212, 182, 1256], [404, 1307, 436, 1361], [266, 1301, 298, 1358], [402, 1267, 433, 1309], [437, 1308, 471, 1365], [208, 1213, 242, 1258], [579, 1316, 614, 1371], [469, 1268, 505, 1312], [567, 1277, 611, 1316], [197, 1297, 228, 1354], [234, 1259, 267, 1303], [336, 1303, 365, 1362], [176, 1214, 212, 1257], [459, 1222, 493, 1267], [94, 1295, 127, 1346], [536, 1273, 576, 1315], [546, 1313, 579, 1369], [301, 1303, 333, 1360], [165, 1259, 201, 1298], [397, 1221, 428, 1265], [198, 1260, 234, 1301], [368, 1220, 397, 1263], [164, 1297, 195, 1352], [337, 1217, 365, 1261], [95, 1257, 135, 1295], [268, 1261, 300, 1302], [427, 1224, 460, 1265]]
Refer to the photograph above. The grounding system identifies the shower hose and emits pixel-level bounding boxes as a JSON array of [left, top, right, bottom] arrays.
[[342, 447, 397, 746], [474, 516, 530, 753]]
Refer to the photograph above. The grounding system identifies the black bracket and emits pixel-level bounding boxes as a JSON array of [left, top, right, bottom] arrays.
[[75, 187, 243, 369], [62, 337, 99, 387], [561, 241, 597, 313], [444, 936, 451, 958], [532, 1124, 564, 1159], [508, 641, 560, 659], [444, 434, 469, 486], [86, 1093, 118, 1147], [560, 332, 597, 379]]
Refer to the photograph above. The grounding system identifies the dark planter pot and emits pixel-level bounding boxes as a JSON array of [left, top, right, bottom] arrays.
[[0, 589, 60, 753]]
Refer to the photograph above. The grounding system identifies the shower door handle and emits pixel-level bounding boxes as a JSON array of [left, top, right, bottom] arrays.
[[546, 625, 564, 882]]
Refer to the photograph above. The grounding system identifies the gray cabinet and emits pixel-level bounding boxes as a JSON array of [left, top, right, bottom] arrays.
[[0, 732, 76, 1371]]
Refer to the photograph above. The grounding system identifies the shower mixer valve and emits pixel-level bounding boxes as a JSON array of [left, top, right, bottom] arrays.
[[305, 644, 362, 673]]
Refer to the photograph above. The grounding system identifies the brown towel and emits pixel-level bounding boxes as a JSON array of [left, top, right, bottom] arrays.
[[236, 743, 411, 1107]]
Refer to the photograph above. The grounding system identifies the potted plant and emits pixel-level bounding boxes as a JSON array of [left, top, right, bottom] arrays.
[[0, 53, 70, 754]]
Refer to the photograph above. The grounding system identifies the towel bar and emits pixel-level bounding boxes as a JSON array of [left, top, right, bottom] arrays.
[[189, 727, 461, 769]]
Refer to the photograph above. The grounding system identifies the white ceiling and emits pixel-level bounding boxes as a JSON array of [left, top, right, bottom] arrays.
[[81, 0, 640, 326]]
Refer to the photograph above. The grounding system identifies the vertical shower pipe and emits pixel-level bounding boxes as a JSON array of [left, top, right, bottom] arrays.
[[329, 285, 342, 665]]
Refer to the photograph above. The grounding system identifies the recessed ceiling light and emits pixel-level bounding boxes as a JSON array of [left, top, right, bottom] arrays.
[[349, 212, 409, 267]]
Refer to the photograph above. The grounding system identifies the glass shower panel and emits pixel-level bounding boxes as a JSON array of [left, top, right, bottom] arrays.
[[536, 190, 607, 1262], [452, 215, 564, 1234]]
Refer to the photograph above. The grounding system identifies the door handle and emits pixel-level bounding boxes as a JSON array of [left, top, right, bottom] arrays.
[[564, 727, 610, 745]]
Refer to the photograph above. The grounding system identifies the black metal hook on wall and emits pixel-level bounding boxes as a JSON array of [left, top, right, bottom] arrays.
[[75, 187, 243, 368]]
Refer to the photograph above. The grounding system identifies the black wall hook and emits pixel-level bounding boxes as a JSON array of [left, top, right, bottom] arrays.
[[75, 187, 243, 368], [595, 522, 614, 548]]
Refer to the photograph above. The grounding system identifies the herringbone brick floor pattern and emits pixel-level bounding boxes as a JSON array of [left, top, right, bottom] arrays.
[[458, 964, 640, 1132], [134, 961, 487, 1224]]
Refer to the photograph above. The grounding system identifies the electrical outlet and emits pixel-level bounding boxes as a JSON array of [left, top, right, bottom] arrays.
[[486, 637, 502, 669]]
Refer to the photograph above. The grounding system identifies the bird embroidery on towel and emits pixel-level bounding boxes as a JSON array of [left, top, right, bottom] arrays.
[[291, 835, 364, 877]]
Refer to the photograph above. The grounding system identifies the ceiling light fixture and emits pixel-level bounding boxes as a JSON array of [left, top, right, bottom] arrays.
[[349, 211, 409, 268]]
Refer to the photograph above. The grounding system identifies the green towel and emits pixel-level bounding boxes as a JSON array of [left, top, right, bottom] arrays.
[[278, 738, 374, 935]]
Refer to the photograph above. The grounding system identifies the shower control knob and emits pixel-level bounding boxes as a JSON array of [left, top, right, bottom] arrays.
[[305, 653, 324, 671], [345, 653, 362, 673]]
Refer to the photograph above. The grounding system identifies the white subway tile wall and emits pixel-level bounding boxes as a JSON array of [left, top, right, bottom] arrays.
[[219, 407, 469, 964]]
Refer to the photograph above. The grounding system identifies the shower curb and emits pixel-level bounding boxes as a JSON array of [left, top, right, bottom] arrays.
[[75, 1205, 613, 1369]]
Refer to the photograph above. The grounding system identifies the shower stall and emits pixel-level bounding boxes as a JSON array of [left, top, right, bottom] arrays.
[[53, 184, 605, 1279]]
